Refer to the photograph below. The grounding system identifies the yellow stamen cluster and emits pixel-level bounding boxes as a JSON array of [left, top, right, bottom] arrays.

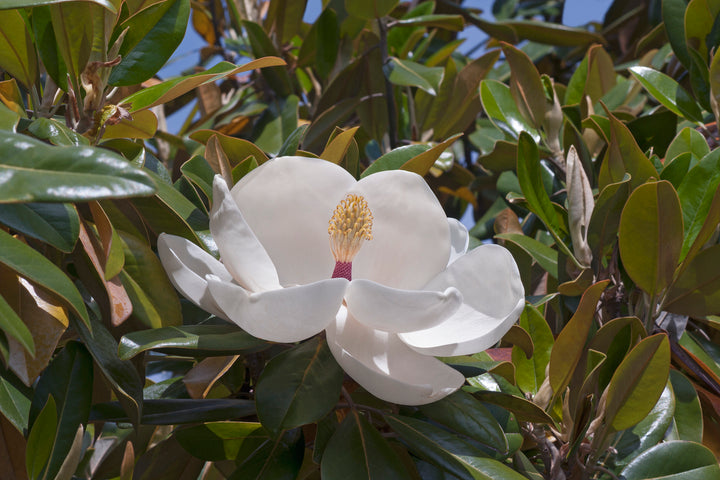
[[328, 194, 373, 263]]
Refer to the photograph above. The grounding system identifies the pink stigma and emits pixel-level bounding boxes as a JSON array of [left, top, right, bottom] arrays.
[[332, 261, 352, 280]]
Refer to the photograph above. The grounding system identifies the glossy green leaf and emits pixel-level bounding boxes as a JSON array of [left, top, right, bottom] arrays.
[[395, 14, 464, 30], [665, 127, 710, 167], [321, 411, 412, 480], [277, 124, 308, 157], [265, 0, 307, 43], [665, 244, 720, 317], [231, 428, 304, 480], [0, 293, 34, 358], [619, 181, 683, 295], [0, 203, 79, 253], [180, 155, 215, 201], [0, 229, 89, 327], [677, 148, 720, 260], [0, 131, 156, 202], [252, 95, 300, 155], [361, 144, 429, 177], [629, 66, 703, 123], [109, 0, 190, 86], [604, 334, 671, 432], [663, 0, 691, 68], [385, 414, 526, 480], [512, 305, 553, 395], [469, 391, 555, 425], [29, 117, 89, 146], [420, 390, 508, 455], [91, 398, 255, 424], [498, 20, 604, 47], [26, 395, 57, 480], [299, 7, 338, 79], [385, 57, 443, 94], [121, 58, 284, 112], [610, 384, 674, 468], [587, 177, 630, 261], [480, 80, 537, 138], [668, 370, 703, 442], [242, 20, 293, 96], [345, 0, 398, 19], [119, 324, 270, 359], [0, 366, 31, 433], [598, 111, 658, 191], [118, 230, 181, 328], [0, 9, 37, 89], [190, 129, 269, 165], [549, 281, 608, 397], [49, 1, 94, 92], [587, 316, 645, 390], [29, 342, 93, 480], [620, 441, 720, 479], [401, 134, 462, 177], [501, 43, 548, 129], [661, 152, 693, 189], [175, 421, 266, 461], [495, 233, 558, 279], [256, 337, 343, 433], [684, 0, 720, 61], [0, 0, 117, 10]]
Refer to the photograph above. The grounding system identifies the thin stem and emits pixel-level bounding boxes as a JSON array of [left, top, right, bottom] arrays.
[[377, 17, 398, 150]]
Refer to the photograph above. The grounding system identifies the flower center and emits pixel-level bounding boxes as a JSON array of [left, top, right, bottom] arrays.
[[328, 194, 373, 280]]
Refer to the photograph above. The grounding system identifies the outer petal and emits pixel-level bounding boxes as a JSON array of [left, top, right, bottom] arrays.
[[327, 308, 465, 405], [157, 233, 231, 320], [399, 244, 525, 356], [231, 156, 357, 286], [210, 176, 280, 292], [448, 218, 469, 265], [350, 170, 450, 289], [206, 275, 348, 343], [345, 279, 462, 333]]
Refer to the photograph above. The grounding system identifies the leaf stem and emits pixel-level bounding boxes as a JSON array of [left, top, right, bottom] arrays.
[[378, 17, 398, 150]]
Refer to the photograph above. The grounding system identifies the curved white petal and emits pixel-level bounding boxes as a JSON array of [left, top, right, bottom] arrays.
[[447, 218, 469, 265], [206, 275, 348, 343], [210, 176, 280, 292], [399, 244, 525, 356], [350, 170, 451, 289], [230, 156, 357, 286], [327, 308, 465, 405], [345, 279, 462, 333], [157, 233, 231, 320]]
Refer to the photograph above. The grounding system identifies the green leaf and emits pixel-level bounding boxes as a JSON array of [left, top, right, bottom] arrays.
[[0, 366, 32, 433], [0, 229, 89, 327], [321, 411, 413, 480], [29, 342, 93, 480], [385, 414, 526, 480], [109, 0, 190, 86], [361, 144, 429, 177], [664, 244, 720, 317], [619, 181, 683, 295], [629, 66, 703, 123], [0, 0, 117, 11], [587, 177, 630, 261], [121, 58, 284, 112], [663, 0, 691, 68], [175, 421, 266, 461], [420, 390, 509, 455], [242, 20, 293, 96], [0, 130, 156, 202], [25, 395, 57, 480], [549, 281, 609, 397], [49, 1, 94, 93], [230, 428, 304, 480], [598, 110, 658, 191], [479, 80, 538, 138], [0, 9, 38, 89], [0, 203, 79, 252], [501, 42, 548, 130], [620, 441, 720, 479], [256, 337, 343, 433], [385, 57, 444, 95], [117, 230, 182, 328], [91, 398, 255, 424], [668, 370, 703, 442], [512, 305, 553, 395], [394, 14, 464, 30], [494, 233, 558, 279], [119, 324, 270, 359], [497, 20, 604, 47], [604, 333, 671, 432], [0, 293, 34, 358], [676, 148, 720, 260], [469, 391, 556, 425], [345, 0, 398, 19], [665, 127, 710, 167]]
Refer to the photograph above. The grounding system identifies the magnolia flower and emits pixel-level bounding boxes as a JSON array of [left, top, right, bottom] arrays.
[[158, 156, 524, 405]]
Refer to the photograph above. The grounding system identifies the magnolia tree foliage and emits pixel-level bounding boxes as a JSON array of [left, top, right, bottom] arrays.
[[0, 0, 720, 479]]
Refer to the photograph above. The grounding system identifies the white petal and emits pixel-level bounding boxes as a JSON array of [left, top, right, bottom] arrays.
[[447, 218, 469, 265], [210, 176, 280, 292], [399, 244, 525, 356], [206, 275, 348, 343], [230, 156, 357, 286], [350, 170, 451, 289], [327, 308, 465, 405], [157, 233, 231, 320], [345, 279, 461, 333]]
